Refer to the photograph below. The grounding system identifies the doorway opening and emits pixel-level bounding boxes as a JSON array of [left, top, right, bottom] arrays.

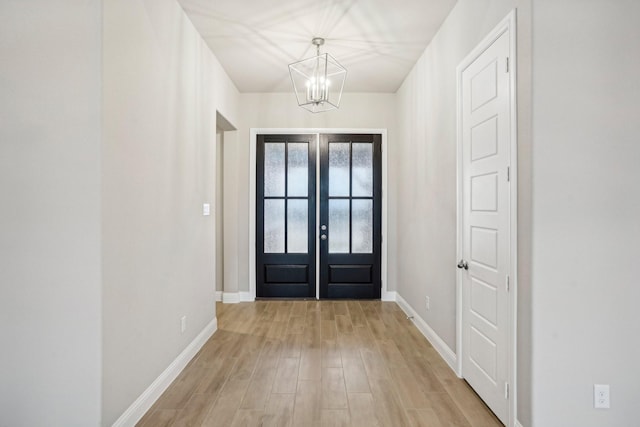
[[215, 112, 238, 303]]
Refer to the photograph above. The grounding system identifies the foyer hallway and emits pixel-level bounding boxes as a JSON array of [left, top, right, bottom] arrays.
[[137, 301, 501, 426]]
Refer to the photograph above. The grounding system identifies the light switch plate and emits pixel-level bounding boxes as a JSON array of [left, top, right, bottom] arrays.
[[203, 203, 210, 216]]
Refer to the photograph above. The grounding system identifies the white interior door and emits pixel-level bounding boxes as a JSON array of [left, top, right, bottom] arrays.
[[459, 29, 511, 424]]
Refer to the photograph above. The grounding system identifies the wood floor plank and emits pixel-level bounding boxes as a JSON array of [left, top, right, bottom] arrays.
[[360, 347, 390, 379], [267, 320, 289, 340], [152, 364, 206, 410], [320, 302, 335, 320], [230, 409, 265, 427], [290, 301, 307, 317], [292, 380, 322, 427], [321, 319, 337, 340], [428, 392, 473, 427], [254, 339, 283, 371], [286, 315, 306, 334], [136, 409, 178, 427], [272, 357, 300, 394], [320, 409, 350, 427], [263, 393, 295, 427], [201, 379, 251, 427], [348, 392, 381, 427], [138, 301, 506, 427], [333, 301, 348, 316], [369, 377, 412, 427], [342, 356, 371, 393], [337, 331, 360, 360], [321, 367, 348, 409], [240, 367, 277, 410], [299, 348, 322, 381], [377, 338, 408, 367], [335, 314, 353, 334], [172, 393, 216, 427], [281, 332, 303, 359], [321, 339, 342, 368], [440, 378, 502, 427], [406, 408, 444, 427], [196, 357, 237, 396], [346, 301, 368, 328], [389, 365, 432, 409], [274, 301, 293, 322]]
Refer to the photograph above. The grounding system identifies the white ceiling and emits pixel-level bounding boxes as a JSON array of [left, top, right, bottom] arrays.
[[177, 0, 458, 93]]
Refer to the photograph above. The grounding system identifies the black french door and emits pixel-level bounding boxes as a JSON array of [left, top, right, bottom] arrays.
[[256, 133, 381, 299], [256, 134, 316, 298], [319, 134, 381, 299]]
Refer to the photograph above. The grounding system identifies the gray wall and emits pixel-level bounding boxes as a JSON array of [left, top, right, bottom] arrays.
[[101, 0, 239, 424], [0, 1, 102, 426], [530, 1, 640, 425], [394, 0, 532, 424]]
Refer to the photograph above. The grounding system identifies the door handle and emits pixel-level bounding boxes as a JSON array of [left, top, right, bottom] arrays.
[[320, 234, 327, 240], [457, 260, 469, 270], [320, 225, 327, 231]]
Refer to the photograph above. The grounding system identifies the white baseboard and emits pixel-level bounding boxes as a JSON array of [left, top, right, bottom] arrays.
[[111, 317, 218, 427], [395, 293, 458, 374], [381, 290, 397, 302], [222, 292, 240, 303], [221, 291, 253, 303], [215, 291, 222, 302]]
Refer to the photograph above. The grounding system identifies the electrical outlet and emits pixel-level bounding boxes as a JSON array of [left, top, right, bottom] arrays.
[[425, 296, 430, 311], [181, 316, 187, 333], [594, 384, 610, 409]]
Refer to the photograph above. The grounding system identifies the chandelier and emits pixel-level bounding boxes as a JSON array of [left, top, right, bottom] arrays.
[[288, 38, 347, 113]]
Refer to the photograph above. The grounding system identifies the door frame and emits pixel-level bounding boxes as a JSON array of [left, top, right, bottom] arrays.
[[456, 10, 518, 427], [249, 128, 391, 301]]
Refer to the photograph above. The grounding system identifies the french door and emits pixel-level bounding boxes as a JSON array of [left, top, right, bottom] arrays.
[[256, 134, 317, 297], [256, 133, 381, 299]]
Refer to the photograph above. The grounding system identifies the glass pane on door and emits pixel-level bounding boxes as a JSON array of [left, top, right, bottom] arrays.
[[329, 143, 350, 197], [287, 143, 308, 197], [264, 199, 285, 253], [287, 199, 308, 253], [329, 199, 349, 253], [352, 199, 373, 253], [352, 143, 373, 197], [264, 143, 285, 197]]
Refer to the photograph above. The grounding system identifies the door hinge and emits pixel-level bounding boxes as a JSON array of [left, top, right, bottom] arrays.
[[505, 382, 510, 399], [507, 166, 510, 182], [506, 275, 510, 292], [506, 57, 510, 73]]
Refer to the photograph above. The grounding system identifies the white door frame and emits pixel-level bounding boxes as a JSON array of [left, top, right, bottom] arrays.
[[249, 128, 392, 301], [456, 10, 518, 427]]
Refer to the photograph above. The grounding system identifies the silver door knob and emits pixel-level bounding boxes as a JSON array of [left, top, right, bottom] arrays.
[[321, 234, 327, 240], [457, 260, 468, 270], [320, 225, 327, 231]]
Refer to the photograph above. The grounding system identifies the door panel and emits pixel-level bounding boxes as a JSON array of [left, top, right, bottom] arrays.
[[460, 30, 510, 423], [319, 134, 381, 299], [257, 134, 316, 298]]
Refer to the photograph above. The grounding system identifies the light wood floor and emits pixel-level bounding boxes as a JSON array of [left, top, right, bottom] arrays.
[[137, 301, 502, 427]]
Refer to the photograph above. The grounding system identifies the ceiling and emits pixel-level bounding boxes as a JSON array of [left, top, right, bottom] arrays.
[[177, 0, 458, 93]]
